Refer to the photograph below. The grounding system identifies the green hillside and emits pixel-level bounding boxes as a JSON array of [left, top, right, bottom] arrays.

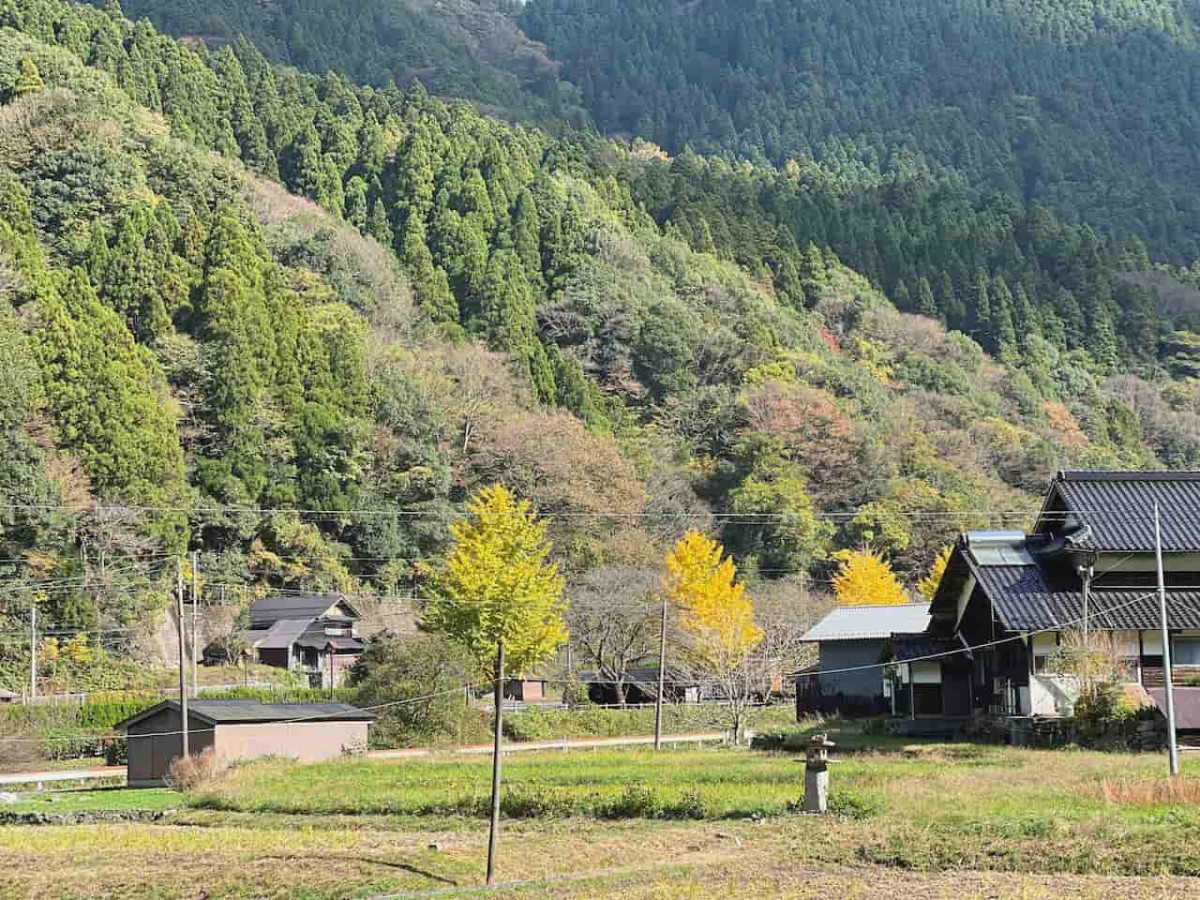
[[0, 0, 1198, 689]]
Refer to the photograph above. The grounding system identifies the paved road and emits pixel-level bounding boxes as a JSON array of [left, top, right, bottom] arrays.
[[0, 766, 125, 786]]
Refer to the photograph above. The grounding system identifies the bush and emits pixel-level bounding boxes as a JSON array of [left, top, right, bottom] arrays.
[[598, 783, 661, 819], [349, 633, 488, 748], [80, 693, 157, 730], [104, 737, 128, 766], [500, 785, 576, 818], [166, 748, 225, 793], [827, 787, 885, 820]]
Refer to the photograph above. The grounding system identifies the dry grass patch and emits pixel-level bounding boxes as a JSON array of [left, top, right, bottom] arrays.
[[1097, 777, 1200, 806]]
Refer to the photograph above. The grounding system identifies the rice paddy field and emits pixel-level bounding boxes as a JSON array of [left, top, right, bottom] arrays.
[[2, 725, 1200, 898]]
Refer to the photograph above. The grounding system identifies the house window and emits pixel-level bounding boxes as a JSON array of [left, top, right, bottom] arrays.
[[1172, 638, 1200, 666]]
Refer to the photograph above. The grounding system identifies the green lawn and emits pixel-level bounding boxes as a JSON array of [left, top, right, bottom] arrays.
[[1, 786, 177, 815], [2, 731, 1199, 897]]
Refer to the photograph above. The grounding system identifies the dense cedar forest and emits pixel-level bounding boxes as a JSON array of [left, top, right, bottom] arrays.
[[2, 0, 1200, 687]]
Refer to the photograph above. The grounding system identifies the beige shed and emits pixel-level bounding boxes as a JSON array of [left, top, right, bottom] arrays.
[[116, 700, 374, 787]]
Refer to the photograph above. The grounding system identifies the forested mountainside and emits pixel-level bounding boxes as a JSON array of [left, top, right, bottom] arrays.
[[1, 0, 1199, 685], [95, 0, 1200, 367], [108, 0, 587, 125], [520, 0, 1200, 258]]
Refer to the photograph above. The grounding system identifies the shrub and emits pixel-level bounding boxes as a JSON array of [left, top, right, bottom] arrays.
[[500, 785, 576, 818], [104, 737, 128, 766], [827, 786, 885, 820], [166, 748, 226, 793], [662, 789, 709, 820], [598, 783, 661, 819]]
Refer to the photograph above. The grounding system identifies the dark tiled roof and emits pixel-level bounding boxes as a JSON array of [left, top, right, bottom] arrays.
[[887, 632, 970, 662], [248, 594, 359, 629], [973, 563, 1200, 631], [116, 700, 374, 730], [295, 636, 365, 652], [1044, 471, 1200, 552]]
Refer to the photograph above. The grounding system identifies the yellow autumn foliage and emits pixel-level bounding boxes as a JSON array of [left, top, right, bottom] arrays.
[[833, 548, 910, 606], [663, 530, 762, 674], [424, 484, 568, 676], [918, 545, 953, 600]]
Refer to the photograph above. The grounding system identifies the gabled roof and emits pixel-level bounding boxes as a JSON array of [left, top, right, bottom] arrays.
[[976, 563, 1200, 632], [1036, 470, 1200, 553], [934, 529, 1200, 632], [801, 603, 931, 642], [115, 699, 374, 730], [248, 593, 361, 629]]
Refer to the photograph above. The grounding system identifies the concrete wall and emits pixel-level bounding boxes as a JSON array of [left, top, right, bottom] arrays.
[[213, 721, 370, 764]]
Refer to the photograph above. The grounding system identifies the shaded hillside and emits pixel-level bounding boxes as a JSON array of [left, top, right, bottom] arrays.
[[110, 0, 586, 124], [521, 0, 1200, 260]]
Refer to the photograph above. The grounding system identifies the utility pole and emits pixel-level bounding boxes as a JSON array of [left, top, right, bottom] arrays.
[[486, 640, 505, 886], [176, 560, 190, 759], [654, 593, 668, 751], [190, 550, 199, 695], [1154, 503, 1179, 776], [28, 603, 36, 701], [1077, 560, 1093, 649]]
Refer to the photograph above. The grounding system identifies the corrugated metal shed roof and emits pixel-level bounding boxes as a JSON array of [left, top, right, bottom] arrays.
[[252, 618, 311, 650], [116, 700, 374, 730], [973, 563, 1200, 631], [1046, 471, 1200, 552], [801, 604, 931, 642]]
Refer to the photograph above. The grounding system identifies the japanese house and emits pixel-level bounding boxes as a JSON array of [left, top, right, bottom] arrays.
[[889, 471, 1200, 721], [796, 603, 932, 716], [117, 700, 373, 787], [246, 594, 365, 688]]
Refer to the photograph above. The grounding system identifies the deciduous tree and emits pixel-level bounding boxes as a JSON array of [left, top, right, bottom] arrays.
[[832, 548, 909, 607]]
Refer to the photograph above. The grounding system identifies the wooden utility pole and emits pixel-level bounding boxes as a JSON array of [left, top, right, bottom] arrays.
[[486, 640, 505, 886], [176, 560, 189, 759], [28, 603, 36, 701], [190, 550, 199, 695], [654, 593, 667, 751], [1154, 503, 1179, 776]]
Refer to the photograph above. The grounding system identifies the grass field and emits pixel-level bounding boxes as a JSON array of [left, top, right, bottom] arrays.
[[1, 725, 1199, 898]]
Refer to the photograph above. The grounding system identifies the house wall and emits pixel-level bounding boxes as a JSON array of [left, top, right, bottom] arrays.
[[126, 708, 216, 787], [212, 721, 370, 764], [806, 640, 887, 715]]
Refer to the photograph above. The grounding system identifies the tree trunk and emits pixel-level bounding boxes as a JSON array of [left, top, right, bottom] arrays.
[[486, 640, 505, 886]]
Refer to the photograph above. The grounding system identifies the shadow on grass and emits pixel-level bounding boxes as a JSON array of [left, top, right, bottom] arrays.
[[258, 853, 458, 886]]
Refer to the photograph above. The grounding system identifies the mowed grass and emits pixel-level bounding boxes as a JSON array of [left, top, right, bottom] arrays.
[[0, 786, 177, 814], [3, 737, 1200, 897]]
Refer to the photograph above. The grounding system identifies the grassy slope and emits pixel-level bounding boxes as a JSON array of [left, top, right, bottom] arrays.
[[1, 737, 1199, 896]]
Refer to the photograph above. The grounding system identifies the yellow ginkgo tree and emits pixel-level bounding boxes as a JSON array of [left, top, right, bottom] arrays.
[[424, 484, 567, 885], [832, 547, 910, 606], [662, 530, 763, 743], [918, 545, 952, 600]]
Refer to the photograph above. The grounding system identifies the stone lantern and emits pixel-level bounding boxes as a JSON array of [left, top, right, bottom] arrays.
[[803, 733, 836, 814]]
